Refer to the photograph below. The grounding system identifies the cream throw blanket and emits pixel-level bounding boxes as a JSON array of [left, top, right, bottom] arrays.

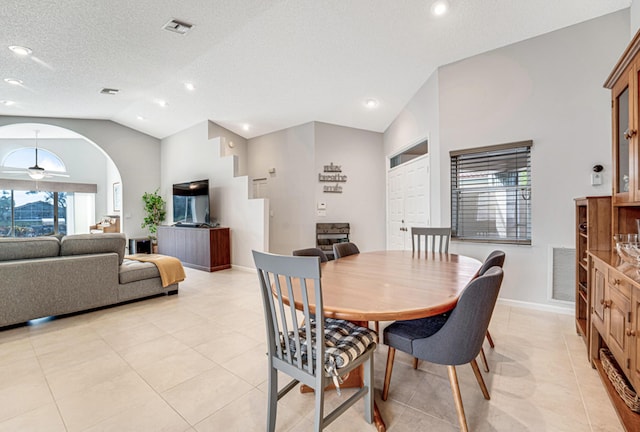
[[127, 254, 186, 287]]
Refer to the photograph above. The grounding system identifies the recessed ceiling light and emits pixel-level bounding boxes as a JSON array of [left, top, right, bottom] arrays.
[[431, 0, 449, 16], [364, 98, 379, 109], [8, 45, 32, 56], [0, 100, 16, 106], [162, 19, 194, 35], [184, 82, 195, 91], [242, 124, 250, 131], [156, 99, 168, 108], [4, 78, 23, 85], [137, 115, 145, 121]]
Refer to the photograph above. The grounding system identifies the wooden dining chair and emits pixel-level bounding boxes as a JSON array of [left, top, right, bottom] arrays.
[[476, 250, 506, 372], [252, 251, 376, 431], [293, 247, 329, 263], [411, 227, 451, 254], [381, 267, 504, 432], [332, 242, 360, 259]]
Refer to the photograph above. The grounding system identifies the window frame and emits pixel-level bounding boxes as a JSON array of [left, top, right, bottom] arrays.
[[450, 140, 532, 245]]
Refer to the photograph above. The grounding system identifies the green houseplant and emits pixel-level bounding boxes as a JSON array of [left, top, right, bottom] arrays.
[[141, 189, 166, 244]]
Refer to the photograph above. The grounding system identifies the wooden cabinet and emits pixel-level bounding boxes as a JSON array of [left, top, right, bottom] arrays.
[[590, 252, 640, 430], [575, 197, 611, 347], [157, 226, 231, 272], [605, 32, 640, 205]]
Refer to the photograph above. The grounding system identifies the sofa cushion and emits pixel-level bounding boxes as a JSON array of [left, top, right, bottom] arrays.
[[60, 233, 126, 264], [0, 237, 60, 261], [119, 258, 160, 284]]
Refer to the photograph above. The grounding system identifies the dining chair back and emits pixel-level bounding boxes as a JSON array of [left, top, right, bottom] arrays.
[[411, 227, 451, 254], [478, 250, 505, 276], [252, 250, 375, 431], [293, 247, 329, 263], [382, 266, 504, 432], [332, 242, 360, 259], [476, 250, 506, 371]]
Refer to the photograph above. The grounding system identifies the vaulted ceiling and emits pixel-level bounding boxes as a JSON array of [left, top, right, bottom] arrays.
[[0, 0, 631, 139]]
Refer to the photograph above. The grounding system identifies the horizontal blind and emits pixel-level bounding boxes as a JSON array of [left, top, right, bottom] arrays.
[[451, 141, 532, 244]]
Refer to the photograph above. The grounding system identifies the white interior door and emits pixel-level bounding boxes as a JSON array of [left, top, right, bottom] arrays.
[[387, 155, 430, 250]]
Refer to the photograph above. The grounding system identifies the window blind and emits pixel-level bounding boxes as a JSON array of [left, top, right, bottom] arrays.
[[450, 141, 532, 244]]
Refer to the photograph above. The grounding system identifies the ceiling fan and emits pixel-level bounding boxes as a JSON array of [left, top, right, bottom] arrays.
[[1, 130, 70, 180]]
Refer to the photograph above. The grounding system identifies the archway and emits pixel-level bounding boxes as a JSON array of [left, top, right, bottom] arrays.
[[0, 123, 123, 236]]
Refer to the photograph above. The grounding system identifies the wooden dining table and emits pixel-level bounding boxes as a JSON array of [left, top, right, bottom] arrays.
[[287, 250, 482, 432]]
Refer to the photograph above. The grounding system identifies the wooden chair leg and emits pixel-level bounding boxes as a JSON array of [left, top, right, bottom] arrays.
[[447, 365, 469, 432], [479, 347, 489, 372], [470, 359, 490, 400], [412, 357, 419, 369], [374, 321, 379, 335], [382, 347, 396, 401], [486, 330, 495, 348]]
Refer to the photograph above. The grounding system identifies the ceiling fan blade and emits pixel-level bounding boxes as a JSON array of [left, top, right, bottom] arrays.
[[1, 170, 27, 174], [47, 173, 70, 177]]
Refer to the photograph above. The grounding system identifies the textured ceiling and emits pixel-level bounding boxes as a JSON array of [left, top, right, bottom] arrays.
[[0, 0, 631, 139]]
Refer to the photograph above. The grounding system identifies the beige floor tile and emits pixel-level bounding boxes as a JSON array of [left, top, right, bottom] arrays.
[[119, 334, 191, 369], [56, 370, 157, 432], [193, 329, 263, 364], [83, 394, 191, 432], [37, 337, 114, 374], [162, 364, 253, 425], [220, 343, 269, 386], [135, 348, 217, 392], [99, 322, 168, 351], [0, 403, 66, 432], [194, 388, 300, 432], [45, 350, 131, 399], [0, 373, 54, 423]]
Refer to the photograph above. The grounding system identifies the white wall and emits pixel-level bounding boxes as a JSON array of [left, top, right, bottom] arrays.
[[314, 122, 385, 251], [161, 121, 268, 268], [631, 0, 640, 38], [397, 10, 628, 308], [247, 122, 316, 254]]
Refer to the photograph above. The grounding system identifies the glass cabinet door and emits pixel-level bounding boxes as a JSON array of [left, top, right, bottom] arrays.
[[616, 85, 630, 196]]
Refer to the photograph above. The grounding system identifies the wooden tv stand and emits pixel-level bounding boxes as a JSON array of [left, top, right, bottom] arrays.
[[157, 226, 231, 272]]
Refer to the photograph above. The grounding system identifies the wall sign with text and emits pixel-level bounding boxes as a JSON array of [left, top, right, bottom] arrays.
[[319, 162, 347, 193]]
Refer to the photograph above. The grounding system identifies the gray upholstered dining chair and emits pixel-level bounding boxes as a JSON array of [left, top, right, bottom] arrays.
[[332, 241, 360, 258], [293, 247, 329, 263], [476, 250, 506, 372], [411, 227, 451, 254], [381, 267, 504, 432], [252, 250, 376, 432]]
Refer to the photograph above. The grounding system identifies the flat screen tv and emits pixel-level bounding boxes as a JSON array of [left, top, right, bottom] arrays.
[[172, 179, 210, 225]]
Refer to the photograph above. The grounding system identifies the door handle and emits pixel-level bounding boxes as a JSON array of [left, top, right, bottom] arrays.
[[624, 129, 637, 140]]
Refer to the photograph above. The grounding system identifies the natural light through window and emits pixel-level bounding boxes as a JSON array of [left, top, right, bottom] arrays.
[[2, 147, 66, 172]]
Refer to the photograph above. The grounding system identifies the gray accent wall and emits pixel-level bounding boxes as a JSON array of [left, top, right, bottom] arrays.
[[247, 121, 385, 255]]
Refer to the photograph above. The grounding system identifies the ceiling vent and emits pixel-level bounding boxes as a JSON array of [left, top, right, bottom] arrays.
[[163, 19, 194, 35], [100, 88, 119, 95]]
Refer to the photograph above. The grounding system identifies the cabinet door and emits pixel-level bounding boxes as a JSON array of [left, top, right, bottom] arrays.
[[607, 279, 632, 372], [612, 67, 633, 203], [631, 288, 640, 391], [592, 260, 607, 335]]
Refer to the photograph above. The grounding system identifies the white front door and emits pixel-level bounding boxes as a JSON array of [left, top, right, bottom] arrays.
[[387, 155, 430, 250]]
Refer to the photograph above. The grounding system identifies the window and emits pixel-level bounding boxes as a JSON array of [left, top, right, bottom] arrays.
[[0, 179, 97, 237], [450, 141, 532, 245], [2, 147, 67, 172]]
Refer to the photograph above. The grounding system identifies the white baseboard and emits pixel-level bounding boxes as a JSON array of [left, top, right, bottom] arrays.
[[497, 298, 574, 315], [231, 264, 255, 273]]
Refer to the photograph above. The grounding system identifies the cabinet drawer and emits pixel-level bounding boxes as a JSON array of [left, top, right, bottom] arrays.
[[608, 271, 632, 298]]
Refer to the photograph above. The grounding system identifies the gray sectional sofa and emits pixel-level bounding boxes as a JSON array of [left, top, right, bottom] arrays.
[[0, 233, 179, 328]]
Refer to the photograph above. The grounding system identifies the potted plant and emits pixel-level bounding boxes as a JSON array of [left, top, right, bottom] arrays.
[[141, 189, 166, 251]]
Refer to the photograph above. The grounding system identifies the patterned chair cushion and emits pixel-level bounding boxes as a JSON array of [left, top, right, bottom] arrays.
[[284, 318, 377, 392]]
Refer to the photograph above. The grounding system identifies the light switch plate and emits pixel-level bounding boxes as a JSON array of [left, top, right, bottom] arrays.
[[591, 172, 602, 186]]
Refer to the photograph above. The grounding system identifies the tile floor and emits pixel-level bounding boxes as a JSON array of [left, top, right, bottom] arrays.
[[0, 267, 624, 431]]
